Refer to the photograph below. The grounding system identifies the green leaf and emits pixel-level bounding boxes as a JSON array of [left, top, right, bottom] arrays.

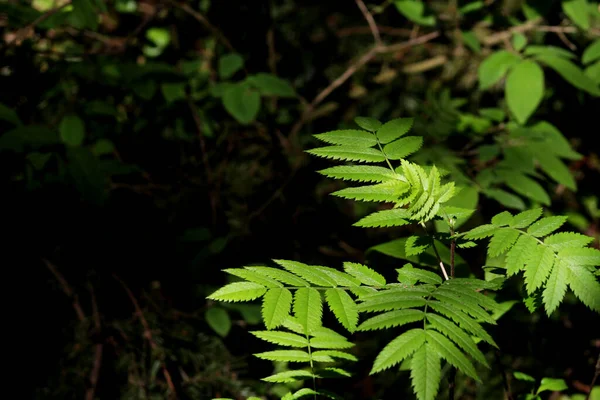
[[478, 50, 521, 90], [355, 116, 382, 132], [488, 228, 520, 257], [245, 266, 309, 287], [544, 232, 593, 251], [514, 371, 536, 382], [0, 103, 21, 126], [500, 172, 550, 205], [567, 264, 600, 312], [484, 189, 526, 210], [512, 33, 528, 52], [307, 146, 385, 163], [397, 264, 442, 284], [462, 31, 481, 53], [251, 330, 308, 347], [274, 260, 335, 286], [510, 208, 543, 228], [383, 136, 424, 160], [208, 282, 266, 302], [537, 378, 568, 394], [404, 237, 431, 257], [583, 40, 600, 65], [542, 261, 568, 315], [333, 181, 410, 202], [357, 309, 425, 331], [205, 307, 232, 337], [218, 53, 244, 79], [224, 268, 283, 287], [524, 246, 554, 293], [376, 117, 414, 144], [585, 61, 600, 84], [370, 328, 426, 374], [311, 350, 357, 361], [428, 301, 497, 347], [67, 148, 107, 205], [255, 350, 311, 362], [325, 289, 359, 332], [59, 115, 85, 146], [309, 336, 354, 349], [505, 60, 544, 124], [492, 211, 514, 226], [314, 130, 378, 147], [506, 235, 538, 276], [535, 54, 600, 96], [318, 165, 397, 183], [464, 224, 498, 240], [343, 262, 386, 286], [222, 83, 261, 124], [262, 288, 293, 329], [426, 314, 489, 367], [294, 288, 322, 334], [527, 216, 568, 237], [262, 370, 315, 383], [558, 247, 600, 266], [425, 330, 480, 381], [562, 0, 590, 30], [395, 1, 436, 26], [248, 73, 295, 97], [524, 45, 576, 60], [354, 208, 410, 228], [92, 139, 115, 156], [410, 342, 441, 400]]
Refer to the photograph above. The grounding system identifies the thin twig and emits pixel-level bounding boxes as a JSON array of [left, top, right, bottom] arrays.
[[2, 1, 72, 48], [355, 0, 382, 47], [164, 0, 235, 52], [42, 258, 86, 322], [336, 25, 413, 37], [113, 275, 177, 397], [483, 18, 542, 46], [289, 31, 439, 141], [587, 353, 600, 400], [421, 225, 450, 280], [85, 285, 103, 400]]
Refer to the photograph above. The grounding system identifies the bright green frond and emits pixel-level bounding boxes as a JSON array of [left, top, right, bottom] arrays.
[[524, 246, 554, 294], [425, 330, 480, 382], [557, 247, 600, 266], [309, 337, 354, 350], [294, 288, 323, 334], [311, 350, 357, 361], [343, 262, 386, 286], [542, 260, 568, 315], [491, 211, 513, 226], [251, 330, 308, 347], [567, 264, 600, 312], [410, 341, 442, 400], [488, 228, 520, 257], [505, 235, 538, 276], [314, 130, 378, 147], [354, 208, 410, 227], [255, 350, 311, 362], [383, 136, 424, 160], [376, 117, 414, 144], [426, 314, 489, 367], [428, 300, 497, 347], [357, 309, 425, 331], [370, 328, 426, 374], [527, 216, 568, 237], [314, 266, 361, 287], [274, 259, 336, 286], [261, 370, 316, 383], [224, 268, 283, 287], [464, 224, 499, 240], [333, 181, 410, 203], [262, 288, 293, 329], [510, 208, 543, 228], [245, 266, 310, 287], [544, 232, 594, 251], [318, 165, 397, 183], [354, 116, 382, 132], [325, 288, 359, 332], [397, 264, 442, 285], [306, 146, 385, 163], [207, 282, 266, 302]]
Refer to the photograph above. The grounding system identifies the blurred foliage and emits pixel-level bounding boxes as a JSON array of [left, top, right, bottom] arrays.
[[2, 0, 600, 399]]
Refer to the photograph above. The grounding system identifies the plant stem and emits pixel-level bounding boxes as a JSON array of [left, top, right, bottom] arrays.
[[587, 353, 600, 400], [306, 332, 317, 400]]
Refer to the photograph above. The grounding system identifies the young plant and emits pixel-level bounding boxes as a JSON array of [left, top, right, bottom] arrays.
[[208, 118, 600, 400]]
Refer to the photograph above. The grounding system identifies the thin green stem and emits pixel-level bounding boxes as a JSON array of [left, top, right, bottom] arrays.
[[376, 138, 396, 172], [305, 331, 317, 400], [421, 223, 449, 280]]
